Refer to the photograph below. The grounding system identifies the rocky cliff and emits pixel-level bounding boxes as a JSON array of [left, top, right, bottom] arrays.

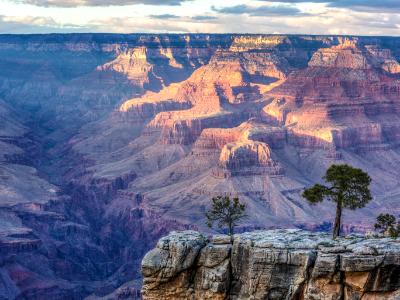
[[142, 230, 400, 300]]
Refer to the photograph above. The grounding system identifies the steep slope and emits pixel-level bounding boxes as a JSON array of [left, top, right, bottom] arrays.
[[0, 34, 231, 298], [0, 99, 84, 300]]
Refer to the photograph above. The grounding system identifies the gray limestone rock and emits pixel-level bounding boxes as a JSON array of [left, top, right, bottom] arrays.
[[142, 229, 400, 300]]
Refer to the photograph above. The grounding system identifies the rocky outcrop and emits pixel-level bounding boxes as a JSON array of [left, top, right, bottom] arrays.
[[119, 48, 288, 145], [98, 46, 165, 92], [189, 121, 285, 177], [263, 38, 400, 153], [142, 230, 400, 300], [218, 141, 283, 177]]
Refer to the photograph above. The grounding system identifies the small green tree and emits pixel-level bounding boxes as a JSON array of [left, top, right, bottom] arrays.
[[375, 214, 400, 239], [302, 164, 372, 239], [205, 196, 246, 243]]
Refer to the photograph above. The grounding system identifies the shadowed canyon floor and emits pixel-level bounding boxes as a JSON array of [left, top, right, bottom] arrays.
[[0, 34, 400, 298]]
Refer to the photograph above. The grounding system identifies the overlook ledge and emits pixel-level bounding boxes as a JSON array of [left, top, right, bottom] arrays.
[[141, 229, 400, 300]]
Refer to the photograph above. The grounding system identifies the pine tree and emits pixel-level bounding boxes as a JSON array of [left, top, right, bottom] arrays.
[[205, 196, 246, 243], [303, 164, 372, 239], [375, 213, 400, 238]]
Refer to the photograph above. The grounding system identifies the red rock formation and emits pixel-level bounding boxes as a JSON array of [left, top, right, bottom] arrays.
[[264, 38, 400, 151], [217, 141, 283, 177], [120, 49, 288, 145], [98, 47, 161, 89]]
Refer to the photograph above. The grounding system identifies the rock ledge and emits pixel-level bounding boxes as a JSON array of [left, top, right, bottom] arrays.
[[141, 229, 400, 299]]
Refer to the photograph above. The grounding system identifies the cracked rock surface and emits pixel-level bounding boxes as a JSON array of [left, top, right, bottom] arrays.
[[141, 229, 400, 300]]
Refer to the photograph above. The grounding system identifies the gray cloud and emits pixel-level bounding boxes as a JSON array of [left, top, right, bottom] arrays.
[[258, 0, 328, 2], [258, 0, 400, 11], [14, 0, 192, 7], [150, 14, 179, 19], [191, 15, 218, 21], [212, 4, 304, 17], [328, 0, 400, 12], [149, 14, 219, 22], [150, 14, 219, 21]]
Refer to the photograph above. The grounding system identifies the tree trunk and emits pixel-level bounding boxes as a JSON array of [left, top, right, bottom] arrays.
[[333, 201, 342, 239], [228, 221, 234, 244], [227, 221, 233, 299]]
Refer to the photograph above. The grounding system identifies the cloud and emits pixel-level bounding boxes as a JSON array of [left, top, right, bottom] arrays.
[[328, 0, 400, 12], [258, 0, 328, 2], [150, 14, 179, 19], [191, 15, 218, 21], [212, 4, 305, 17], [258, 0, 400, 12], [2, 0, 400, 35], [350, 13, 400, 29], [14, 0, 192, 7], [0, 15, 85, 33], [150, 14, 219, 21], [89, 16, 197, 32]]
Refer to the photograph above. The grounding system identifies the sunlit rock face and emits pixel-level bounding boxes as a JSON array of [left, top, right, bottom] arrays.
[[142, 230, 400, 300], [119, 48, 289, 145], [264, 38, 400, 156], [0, 34, 400, 298]]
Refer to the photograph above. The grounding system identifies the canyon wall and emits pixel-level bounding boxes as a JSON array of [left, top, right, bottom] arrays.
[[0, 34, 400, 298], [142, 230, 400, 300]]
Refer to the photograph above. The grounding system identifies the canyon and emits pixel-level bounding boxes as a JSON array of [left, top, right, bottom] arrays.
[[0, 34, 400, 299]]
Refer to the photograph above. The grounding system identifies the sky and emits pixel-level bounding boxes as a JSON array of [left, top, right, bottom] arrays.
[[0, 0, 399, 35]]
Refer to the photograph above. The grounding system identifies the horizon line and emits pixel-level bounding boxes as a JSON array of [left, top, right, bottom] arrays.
[[0, 32, 400, 38]]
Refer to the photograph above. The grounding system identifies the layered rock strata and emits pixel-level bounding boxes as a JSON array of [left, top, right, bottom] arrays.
[[1, 34, 400, 298], [264, 38, 400, 152], [142, 230, 400, 300]]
